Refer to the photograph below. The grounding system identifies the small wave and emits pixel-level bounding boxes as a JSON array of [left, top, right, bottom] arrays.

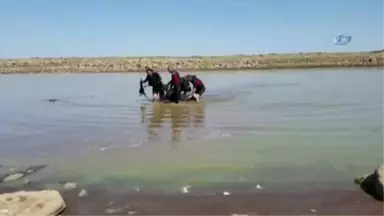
[[203, 82, 299, 103], [283, 106, 382, 118], [259, 102, 359, 109], [57, 99, 129, 108], [246, 82, 300, 88], [98, 143, 141, 152]]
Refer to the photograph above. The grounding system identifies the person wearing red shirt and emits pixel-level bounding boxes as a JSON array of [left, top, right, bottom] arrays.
[[186, 75, 205, 101], [167, 67, 181, 103]]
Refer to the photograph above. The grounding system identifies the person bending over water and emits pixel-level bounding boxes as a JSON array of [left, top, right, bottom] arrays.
[[167, 67, 181, 103], [186, 75, 205, 101], [166, 75, 192, 100], [141, 66, 165, 101], [180, 76, 193, 97]]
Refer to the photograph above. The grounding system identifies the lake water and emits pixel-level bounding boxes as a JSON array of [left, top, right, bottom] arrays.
[[0, 68, 382, 192]]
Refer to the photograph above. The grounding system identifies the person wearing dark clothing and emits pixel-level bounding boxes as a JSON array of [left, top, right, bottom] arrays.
[[141, 67, 165, 101], [186, 75, 205, 101], [180, 76, 192, 94], [192, 75, 205, 95], [167, 76, 191, 101], [167, 67, 181, 103]]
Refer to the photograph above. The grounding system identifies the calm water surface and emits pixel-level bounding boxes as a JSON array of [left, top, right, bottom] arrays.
[[0, 68, 382, 191]]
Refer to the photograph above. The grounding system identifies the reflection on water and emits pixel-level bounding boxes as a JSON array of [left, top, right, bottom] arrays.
[[140, 102, 206, 143]]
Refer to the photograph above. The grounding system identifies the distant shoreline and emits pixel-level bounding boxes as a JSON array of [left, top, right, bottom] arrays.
[[0, 50, 383, 74]]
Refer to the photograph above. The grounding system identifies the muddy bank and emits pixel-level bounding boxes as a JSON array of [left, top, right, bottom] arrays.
[[0, 164, 383, 215], [0, 50, 383, 73], [1, 183, 383, 215], [63, 189, 383, 215]]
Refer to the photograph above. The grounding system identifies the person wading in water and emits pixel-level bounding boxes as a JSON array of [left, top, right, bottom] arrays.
[[167, 67, 181, 103], [186, 74, 205, 102], [180, 75, 193, 99], [141, 66, 165, 101]]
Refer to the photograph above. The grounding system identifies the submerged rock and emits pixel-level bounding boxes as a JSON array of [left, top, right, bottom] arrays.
[[256, 184, 263, 190], [78, 189, 88, 197], [355, 164, 384, 201], [46, 98, 59, 103], [0, 164, 47, 183], [24, 165, 47, 175], [181, 185, 191, 193], [2, 173, 24, 182], [0, 190, 66, 216], [104, 201, 132, 214], [105, 204, 130, 214], [63, 182, 77, 190]]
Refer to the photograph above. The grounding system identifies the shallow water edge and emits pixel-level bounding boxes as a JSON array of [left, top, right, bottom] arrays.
[[1, 182, 383, 215]]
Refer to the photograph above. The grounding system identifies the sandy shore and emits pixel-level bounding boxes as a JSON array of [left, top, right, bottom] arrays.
[[0, 50, 383, 73], [1, 183, 382, 215]]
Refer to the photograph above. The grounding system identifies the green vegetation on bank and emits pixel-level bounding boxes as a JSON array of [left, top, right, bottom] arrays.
[[0, 50, 383, 73]]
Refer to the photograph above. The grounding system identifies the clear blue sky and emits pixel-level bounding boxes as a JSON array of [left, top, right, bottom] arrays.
[[0, 0, 383, 58]]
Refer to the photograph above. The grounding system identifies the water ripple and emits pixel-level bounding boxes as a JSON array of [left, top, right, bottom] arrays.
[[0, 70, 382, 161]]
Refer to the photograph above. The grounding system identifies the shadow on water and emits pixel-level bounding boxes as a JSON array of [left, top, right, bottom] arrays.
[[140, 102, 206, 143]]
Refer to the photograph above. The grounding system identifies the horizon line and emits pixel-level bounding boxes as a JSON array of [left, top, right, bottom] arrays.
[[0, 49, 383, 60]]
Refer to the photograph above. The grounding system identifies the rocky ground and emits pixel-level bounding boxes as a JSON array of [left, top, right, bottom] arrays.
[[0, 164, 383, 215], [0, 50, 383, 73]]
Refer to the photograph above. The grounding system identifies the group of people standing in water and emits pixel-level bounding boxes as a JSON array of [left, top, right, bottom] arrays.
[[140, 66, 205, 103]]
